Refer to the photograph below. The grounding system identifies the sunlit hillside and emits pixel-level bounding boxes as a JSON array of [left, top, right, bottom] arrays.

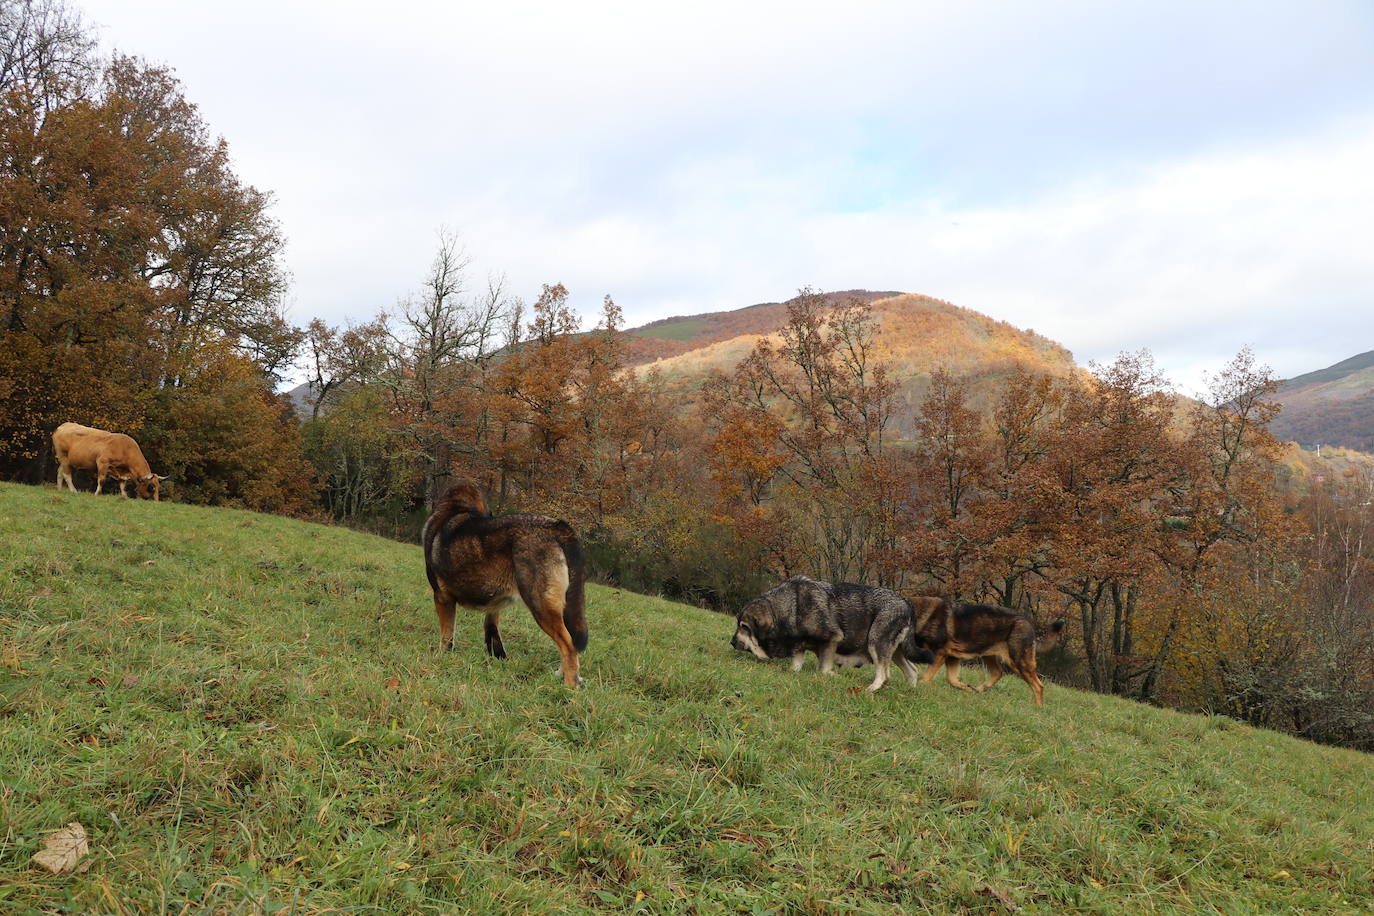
[[625, 291, 1081, 431]]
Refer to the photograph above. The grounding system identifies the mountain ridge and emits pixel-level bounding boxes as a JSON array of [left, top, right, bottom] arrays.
[[1272, 348, 1374, 452]]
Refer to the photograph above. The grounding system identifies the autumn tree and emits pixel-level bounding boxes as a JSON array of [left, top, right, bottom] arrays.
[[1, 10, 294, 481], [1141, 348, 1289, 699], [300, 316, 386, 420], [905, 369, 993, 597], [0, 0, 95, 111], [378, 230, 513, 508], [140, 339, 316, 514], [1043, 351, 1184, 695], [982, 369, 1062, 613], [703, 289, 899, 583]]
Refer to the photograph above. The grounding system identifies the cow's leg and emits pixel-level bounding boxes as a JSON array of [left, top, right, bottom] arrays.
[[94, 458, 108, 495], [56, 462, 71, 492], [119, 479, 129, 498], [434, 593, 457, 652]]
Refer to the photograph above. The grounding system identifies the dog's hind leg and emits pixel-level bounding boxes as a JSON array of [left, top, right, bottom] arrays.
[[867, 621, 909, 691], [521, 566, 582, 688], [817, 635, 843, 675], [974, 656, 1005, 692], [433, 593, 457, 652], [790, 650, 807, 672], [532, 610, 581, 687], [484, 608, 507, 659], [944, 658, 975, 692], [1012, 649, 1046, 706], [895, 650, 921, 687], [865, 655, 891, 692], [919, 649, 948, 684]]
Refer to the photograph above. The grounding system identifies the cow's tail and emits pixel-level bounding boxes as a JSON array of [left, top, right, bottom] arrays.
[[1036, 619, 1067, 654], [559, 529, 589, 653]]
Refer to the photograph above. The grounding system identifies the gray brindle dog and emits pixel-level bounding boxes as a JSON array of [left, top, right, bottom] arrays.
[[730, 575, 926, 692]]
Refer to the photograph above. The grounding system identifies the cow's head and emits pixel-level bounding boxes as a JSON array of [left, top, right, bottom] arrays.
[[135, 473, 169, 501]]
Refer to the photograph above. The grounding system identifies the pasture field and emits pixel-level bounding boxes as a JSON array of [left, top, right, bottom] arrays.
[[1, 481, 1372, 914]]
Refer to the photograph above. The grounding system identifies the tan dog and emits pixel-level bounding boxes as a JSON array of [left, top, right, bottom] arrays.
[[910, 598, 1064, 706]]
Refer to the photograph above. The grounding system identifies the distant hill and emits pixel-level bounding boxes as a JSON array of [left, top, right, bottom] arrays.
[[624, 290, 1081, 435], [1271, 349, 1374, 452]]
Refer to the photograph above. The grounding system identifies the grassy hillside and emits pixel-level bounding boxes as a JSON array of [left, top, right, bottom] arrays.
[[1272, 349, 1374, 452], [626, 291, 1080, 435], [1280, 350, 1374, 390], [2, 483, 1372, 914]]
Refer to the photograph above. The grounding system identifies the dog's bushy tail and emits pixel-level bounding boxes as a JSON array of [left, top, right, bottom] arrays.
[[559, 529, 589, 653], [1036, 619, 1067, 654]]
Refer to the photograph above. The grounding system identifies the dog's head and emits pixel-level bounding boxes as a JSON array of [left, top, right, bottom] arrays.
[[439, 481, 489, 518], [731, 596, 788, 660]]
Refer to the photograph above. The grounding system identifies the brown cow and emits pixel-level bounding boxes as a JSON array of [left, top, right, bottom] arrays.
[[53, 422, 167, 500]]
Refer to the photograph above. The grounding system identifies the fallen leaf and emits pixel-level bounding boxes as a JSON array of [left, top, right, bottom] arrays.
[[121, 675, 139, 688], [87, 676, 107, 687], [386, 678, 401, 688], [142, 560, 156, 566], [31, 823, 91, 875], [392, 860, 411, 870], [982, 883, 1019, 913]]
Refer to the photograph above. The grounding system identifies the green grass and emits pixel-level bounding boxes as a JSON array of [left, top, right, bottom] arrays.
[[1, 482, 1372, 914], [1280, 348, 1374, 390], [629, 320, 708, 343]]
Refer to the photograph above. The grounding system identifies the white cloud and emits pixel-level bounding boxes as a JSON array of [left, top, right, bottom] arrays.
[[79, 0, 1374, 388]]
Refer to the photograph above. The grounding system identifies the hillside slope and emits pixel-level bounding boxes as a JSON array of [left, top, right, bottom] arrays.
[[1272, 349, 1374, 451], [2, 483, 1371, 914], [626, 291, 1080, 433]]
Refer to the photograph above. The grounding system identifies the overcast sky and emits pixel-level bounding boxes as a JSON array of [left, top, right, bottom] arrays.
[[81, 0, 1374, 392]]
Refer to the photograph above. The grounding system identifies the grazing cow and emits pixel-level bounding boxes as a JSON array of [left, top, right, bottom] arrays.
[[53, 422, 167, 500]]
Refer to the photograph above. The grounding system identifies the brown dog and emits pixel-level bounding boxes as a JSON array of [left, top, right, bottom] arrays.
[[910, 598, 1064, 706], [421, 482, 588, 687]]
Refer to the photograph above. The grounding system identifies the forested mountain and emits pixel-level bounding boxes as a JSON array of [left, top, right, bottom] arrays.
[[618, 291, 1081, 436], [1271, 349, 1374, 452]]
